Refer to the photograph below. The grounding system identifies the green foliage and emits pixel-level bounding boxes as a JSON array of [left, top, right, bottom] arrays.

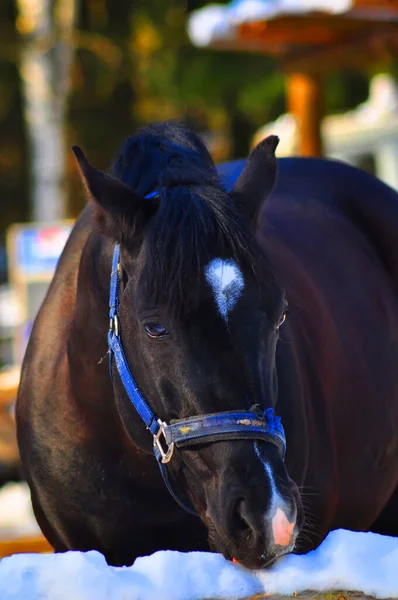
[[0, 1, 28, 231], [325, 71, 369, 114]]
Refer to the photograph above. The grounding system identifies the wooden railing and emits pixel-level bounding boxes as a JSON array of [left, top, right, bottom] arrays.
[[0, 366, 53, 559], [0, 365, 20, 405], [0, 366, 20, 471], [0, 535, 53, 559]]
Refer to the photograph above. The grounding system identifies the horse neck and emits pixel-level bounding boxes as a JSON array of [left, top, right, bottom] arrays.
[[67, 232, 113, 408], [275, 324, 310, 485]]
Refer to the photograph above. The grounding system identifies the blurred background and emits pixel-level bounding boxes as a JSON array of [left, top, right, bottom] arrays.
[[0, 0, 397, 551]]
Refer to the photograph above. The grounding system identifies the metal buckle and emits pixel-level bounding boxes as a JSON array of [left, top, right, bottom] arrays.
[[153, 419, 174, 464], [109, 315, 119, 337]]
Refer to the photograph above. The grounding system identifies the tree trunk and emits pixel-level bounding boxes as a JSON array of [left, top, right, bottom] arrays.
[[16, 0, 76, 222]]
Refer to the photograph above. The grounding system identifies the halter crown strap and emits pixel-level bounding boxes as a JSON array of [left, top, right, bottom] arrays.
[[107, 243, 286, 515]]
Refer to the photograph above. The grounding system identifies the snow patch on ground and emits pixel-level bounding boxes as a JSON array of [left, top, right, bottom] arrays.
[[0, 549, 260, 600], [258, 529, 398, 598], [1, 529, 398, 599]]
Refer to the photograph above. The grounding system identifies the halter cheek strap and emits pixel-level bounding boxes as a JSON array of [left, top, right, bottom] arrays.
[[107, 243, 286, 515]]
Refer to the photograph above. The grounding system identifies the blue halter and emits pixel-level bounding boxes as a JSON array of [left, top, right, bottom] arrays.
[[107, 243, 286, 515]]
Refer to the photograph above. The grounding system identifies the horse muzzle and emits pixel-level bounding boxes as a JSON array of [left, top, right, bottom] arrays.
[[222, 498, 298, 569]]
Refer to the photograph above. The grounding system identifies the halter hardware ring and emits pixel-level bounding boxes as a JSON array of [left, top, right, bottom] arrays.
[[154, 420, 175, 463], [109, 315, 119, 337]]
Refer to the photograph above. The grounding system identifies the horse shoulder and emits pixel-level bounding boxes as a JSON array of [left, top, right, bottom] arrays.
[[17, 204, 95, 415]]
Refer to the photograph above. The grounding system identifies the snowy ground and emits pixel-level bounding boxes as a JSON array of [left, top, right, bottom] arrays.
[[0, 529, 398, 600], [1, 484, 397, 599]]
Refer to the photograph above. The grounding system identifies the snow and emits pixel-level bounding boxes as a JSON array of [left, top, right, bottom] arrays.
[[258, 529, 398, 598], [0, 550, 261, 600], [187, 0, 353, 47], [1, 529, 398, 599]]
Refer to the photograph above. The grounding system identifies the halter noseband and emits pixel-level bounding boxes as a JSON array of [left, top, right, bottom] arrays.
[[107, 243, 286, 515]]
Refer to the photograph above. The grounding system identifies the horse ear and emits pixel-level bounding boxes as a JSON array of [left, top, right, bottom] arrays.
[[72, 146, 155, 241], [231, 135, 279, 227]]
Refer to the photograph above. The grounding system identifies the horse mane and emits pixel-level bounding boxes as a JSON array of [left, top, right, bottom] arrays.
[[110, 121, 271, 314]]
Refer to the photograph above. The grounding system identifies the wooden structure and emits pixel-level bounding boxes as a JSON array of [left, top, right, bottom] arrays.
[[245, 595, 378, 599], [0, 366, 20, 478], [253, 73, 398, 190], [0, 367, 52, 559], [188, 1, 398, 156], [0, 366, 19, 405], [0, 535, 52, 559]]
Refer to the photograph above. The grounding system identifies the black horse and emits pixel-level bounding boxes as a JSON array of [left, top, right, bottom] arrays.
[[16, 122, 398, 569]]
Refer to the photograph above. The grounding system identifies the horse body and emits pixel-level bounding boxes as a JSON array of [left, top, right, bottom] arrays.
[[16, 125, 398, 567], [218, 156, 398, 541], [262, 158, 398, 541]]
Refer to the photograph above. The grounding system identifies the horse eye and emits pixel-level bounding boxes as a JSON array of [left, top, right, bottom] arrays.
[[144, 324, 169, 339]]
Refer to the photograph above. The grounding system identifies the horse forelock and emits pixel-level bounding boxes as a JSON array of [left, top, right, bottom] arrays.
[[110, 122, 273, 315], [110, 121, 216, 194]]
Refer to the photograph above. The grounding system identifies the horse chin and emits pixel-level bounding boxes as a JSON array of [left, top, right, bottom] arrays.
[[233, 540, 296, 570], [207, 527, 294, 570]]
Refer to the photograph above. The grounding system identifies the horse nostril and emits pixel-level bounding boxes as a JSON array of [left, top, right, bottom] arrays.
[[231, 498, 257, 543]]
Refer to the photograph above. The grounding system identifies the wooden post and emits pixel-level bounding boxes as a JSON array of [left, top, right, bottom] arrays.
[[286, 72, 324, 157]]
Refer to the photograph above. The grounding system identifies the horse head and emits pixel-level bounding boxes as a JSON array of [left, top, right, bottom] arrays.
[[73, 122, 303, 569]]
